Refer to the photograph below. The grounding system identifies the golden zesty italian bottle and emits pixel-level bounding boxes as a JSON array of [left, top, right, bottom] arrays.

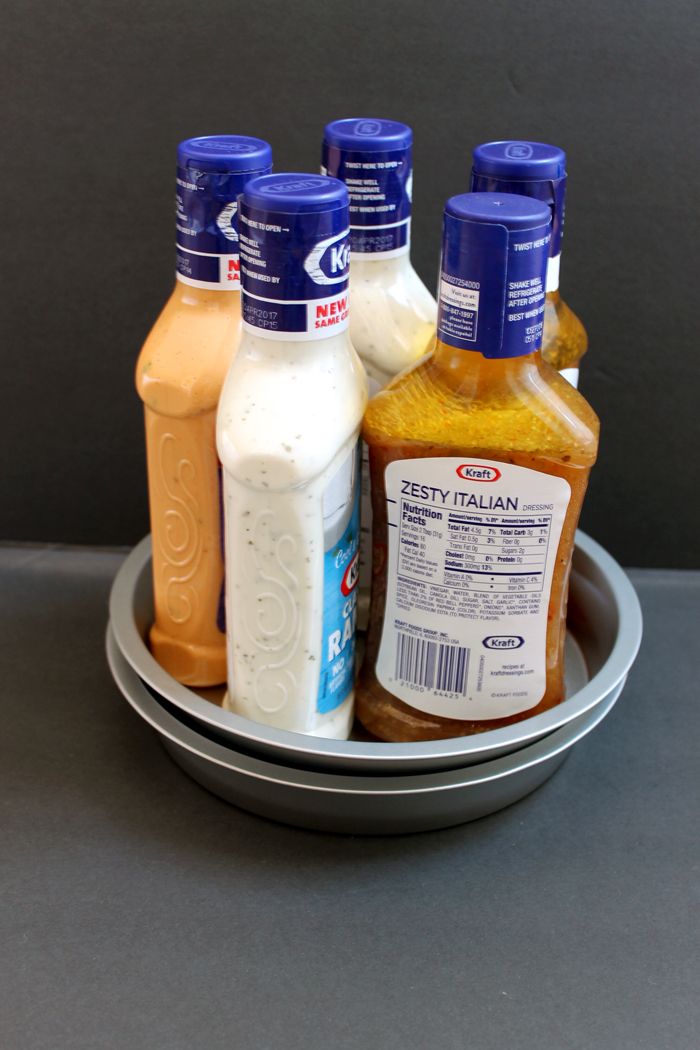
[[136, 135, 272, 686], [357, 192, 599, 742], [471, 141, 587, 387]]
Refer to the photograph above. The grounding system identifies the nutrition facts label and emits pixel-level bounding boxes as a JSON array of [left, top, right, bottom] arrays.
[[403, 510, 554, 595], [376, 457, 571, 721]]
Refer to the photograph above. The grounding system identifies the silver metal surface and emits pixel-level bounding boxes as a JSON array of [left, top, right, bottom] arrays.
[[109, 530, 642, 775], [107, 625, 624, 834]]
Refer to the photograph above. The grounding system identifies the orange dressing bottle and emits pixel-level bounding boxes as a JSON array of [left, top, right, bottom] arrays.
[[136, 136, 272, 686], [357, 193, 599, 741], [471, 141, 587, 387]]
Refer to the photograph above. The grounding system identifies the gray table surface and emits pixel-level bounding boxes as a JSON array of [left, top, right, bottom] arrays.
[[1, 545, 698, 1050]]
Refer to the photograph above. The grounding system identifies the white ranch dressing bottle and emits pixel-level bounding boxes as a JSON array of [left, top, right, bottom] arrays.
[[322, 119, 437, 627], [216, 174, 367, 738]]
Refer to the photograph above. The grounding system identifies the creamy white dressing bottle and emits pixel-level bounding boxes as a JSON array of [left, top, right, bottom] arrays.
[[322, 119, 437, 627], [216, 174, 368, 738]]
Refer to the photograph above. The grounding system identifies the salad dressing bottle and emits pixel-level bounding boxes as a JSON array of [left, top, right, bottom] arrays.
[[136, 136, 272, 686], [322, 118, 437, 626], [217, 175, 367, 738], [471, 141, 587, 387], [357, 193, 599, 742]]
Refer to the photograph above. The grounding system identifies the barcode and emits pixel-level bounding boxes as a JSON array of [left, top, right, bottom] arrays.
[[395, 632, 470, 695]]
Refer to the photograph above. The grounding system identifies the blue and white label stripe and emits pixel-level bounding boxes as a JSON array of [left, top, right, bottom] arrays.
[[176, 245, 241, 289]]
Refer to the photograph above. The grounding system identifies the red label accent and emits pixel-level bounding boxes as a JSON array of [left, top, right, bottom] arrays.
[[456, 464, 501, 482], [341, 551, 359, 595]]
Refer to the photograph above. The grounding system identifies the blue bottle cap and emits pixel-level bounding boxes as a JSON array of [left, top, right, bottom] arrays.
[[438, 192, 552, 359], [446, 192, 551, 230], [470, 142, 567, 258], [323, 119, 412, 152], [472, 141, 566, 181], [239, 174, 351, 341], [242, 173, 348, 214], [177, 135, 273, 174]]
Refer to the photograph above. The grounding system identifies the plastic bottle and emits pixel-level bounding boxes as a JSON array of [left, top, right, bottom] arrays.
[[471, 140, 587, 387], [217, 174, 368, 738], [136, 135, 272, 686], [322, 118, 437, 627], [357, 193, 599, 742]]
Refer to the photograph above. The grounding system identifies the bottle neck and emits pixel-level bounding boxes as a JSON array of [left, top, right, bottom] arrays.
[[173, 277, 240, 306], [349, 249, 414, 278], [432, 339, 543, 397], [239, 325, 354, 361]]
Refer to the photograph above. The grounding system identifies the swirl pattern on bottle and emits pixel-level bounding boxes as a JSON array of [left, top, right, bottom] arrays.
[[156, 432, 204, 625], [245, 509, 302, 714]]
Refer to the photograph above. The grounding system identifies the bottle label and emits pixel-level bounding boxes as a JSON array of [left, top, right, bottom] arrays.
[[471, 172, 567, 259], [438, 215, 550, 358], [376, 457, 571, 720], [318, 443, 361, 714], [323, 141, 412, 259], [240, 184, 351, 340], [359, 440, 373, 597], [358, 378, 382, 601], [176, 164, 271, 290]]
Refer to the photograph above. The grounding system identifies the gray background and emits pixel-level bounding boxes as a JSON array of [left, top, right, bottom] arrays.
[[2, 0, 698, 566], [2, 548, 699, 1049]]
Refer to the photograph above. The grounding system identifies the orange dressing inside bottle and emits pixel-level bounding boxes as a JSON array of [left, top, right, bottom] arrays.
[[357, 193, 598, 742], [135, 135, 272, 686], [542, 287, 587, 381]]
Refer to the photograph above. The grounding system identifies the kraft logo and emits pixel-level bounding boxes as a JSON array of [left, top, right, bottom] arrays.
[[505, 143, 533, 160], [206, 141, 259, 153], [216, 201, 238, 242], [456, 464, 501, 482], [341, 552, 359, 595], [355, 120, 382, 136], [303, 229, 350, 285], [267, 178, 326, 193], [482, 636, 525, 649]]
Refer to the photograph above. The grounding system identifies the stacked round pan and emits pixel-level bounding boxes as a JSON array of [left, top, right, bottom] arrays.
[[107, 531, 642, 834]]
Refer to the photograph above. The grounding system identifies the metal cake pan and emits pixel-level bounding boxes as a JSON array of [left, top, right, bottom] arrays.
[[108, 531, 642, 775], [107, 624, 624, 835]]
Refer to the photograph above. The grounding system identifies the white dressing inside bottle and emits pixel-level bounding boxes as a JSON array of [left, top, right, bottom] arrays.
[[217, 174, 367, 739], [323, 119, 437, 625], [348, 253, 437, 392]]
